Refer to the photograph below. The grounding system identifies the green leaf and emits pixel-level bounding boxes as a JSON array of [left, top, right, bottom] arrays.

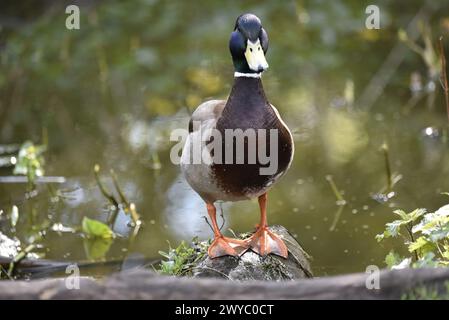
[[408, 208, 427, 222], [377, 209, 427, 242], [428, 224, 449, 242], [83, 238, 113, 260], [385, 219, 406, 237], [393, 208, 426, 224], [158, 250, 170, 260], [408, 236, 435, 254], [375, 233, 385, 242], [157, 239, 207, 276], [385, 250, 403, 268], [378, 204, 449, 268], [81, 217, 114, 239], [376, 221, 405, 242], [393, 209, 409, 220], [412, 211, 449, 240]]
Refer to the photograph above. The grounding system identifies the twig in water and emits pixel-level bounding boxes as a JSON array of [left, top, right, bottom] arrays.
[[325, 175, 347, 231], [381, 143, 393, 192], [42, 126, 48, 148], [325, 175, 346, 204], [111, 169, 141, 223], [151, 153, 162, 170], [438, 36, 449, 124], [378, 142, 402, 196], [111, 169, 141, 224], [94, 164, 118, 208], [8, 244, 36, 277], [329, 205, 345, 232], [127, 210, 142, 250], [0, 265, 13, 280], [110, 169, 130, 207], [128, 203, 141, 224]]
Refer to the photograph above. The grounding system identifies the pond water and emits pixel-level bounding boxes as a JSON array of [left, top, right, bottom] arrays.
[[1, 1, 449, 277]]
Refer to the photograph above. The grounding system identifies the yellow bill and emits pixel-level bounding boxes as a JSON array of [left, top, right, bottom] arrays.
[[244, 39, 269, 73]]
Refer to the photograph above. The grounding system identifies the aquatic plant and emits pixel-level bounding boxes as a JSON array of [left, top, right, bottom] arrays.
[[325, 175, 347, 232], [12, 141, 46, 190], [94, 164, 141, 226], [81, 217, 115, 261], [398, 22, 440, 81], [81, 217, 114, 239], [438, 36, 449, 124], [376, 197, 449, 268], [157, 238, 209, 276]]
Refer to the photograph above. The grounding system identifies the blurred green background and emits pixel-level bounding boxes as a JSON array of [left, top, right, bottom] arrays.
[[1, 0, 449, 276]]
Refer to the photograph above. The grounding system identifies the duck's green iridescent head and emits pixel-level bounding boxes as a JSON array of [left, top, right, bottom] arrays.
[[229, 13, 269, 74]]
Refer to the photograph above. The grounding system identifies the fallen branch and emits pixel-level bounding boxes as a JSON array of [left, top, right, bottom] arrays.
[[1, 268, 449, 299]]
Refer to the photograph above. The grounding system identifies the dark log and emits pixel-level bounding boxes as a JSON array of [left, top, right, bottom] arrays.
[[0, 267, 449, 299]]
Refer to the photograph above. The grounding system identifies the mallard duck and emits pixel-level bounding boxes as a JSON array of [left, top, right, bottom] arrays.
[[181, 13, 294, 258]]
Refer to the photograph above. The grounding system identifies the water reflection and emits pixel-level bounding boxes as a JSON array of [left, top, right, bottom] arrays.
[[165, 176, 231, 240]]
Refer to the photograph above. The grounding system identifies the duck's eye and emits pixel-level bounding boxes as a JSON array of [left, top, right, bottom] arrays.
[[258, 47, 261, 51], [250, 48, 253, 52]]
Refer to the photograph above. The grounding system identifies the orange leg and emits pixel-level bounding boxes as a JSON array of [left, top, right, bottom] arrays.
[[206, 202, 248, 258], [245, 193, 288, 258]]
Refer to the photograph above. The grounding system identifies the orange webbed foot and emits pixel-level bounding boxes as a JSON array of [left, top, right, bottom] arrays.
[[245, 226, 288, 258], [208, 236, 249, 258]]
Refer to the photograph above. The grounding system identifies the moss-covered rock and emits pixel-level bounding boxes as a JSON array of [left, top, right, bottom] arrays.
[[193, 225, 313, 280]]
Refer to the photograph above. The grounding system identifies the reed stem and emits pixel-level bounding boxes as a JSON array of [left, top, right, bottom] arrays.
[[438, 36, 449, 124]]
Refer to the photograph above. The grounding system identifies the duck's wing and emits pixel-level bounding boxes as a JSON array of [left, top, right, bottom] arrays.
[[188, 100, 226, 133], [269, 103, 295, 170], [181, 100, 226, 203]]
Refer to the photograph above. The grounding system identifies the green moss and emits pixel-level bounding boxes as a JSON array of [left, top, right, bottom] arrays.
[[261, 255, 292, 280]]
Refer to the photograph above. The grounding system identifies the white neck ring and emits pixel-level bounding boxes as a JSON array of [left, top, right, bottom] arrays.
[[234, 72, 262, 78]]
